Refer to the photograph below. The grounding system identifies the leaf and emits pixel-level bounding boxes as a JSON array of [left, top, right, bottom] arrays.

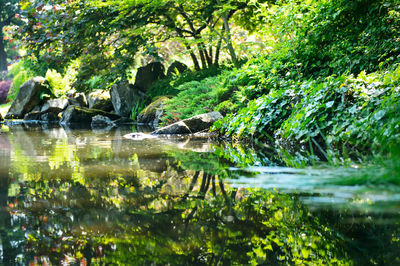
[[326, 101, 334, 108], [374, 110, 386, 121]]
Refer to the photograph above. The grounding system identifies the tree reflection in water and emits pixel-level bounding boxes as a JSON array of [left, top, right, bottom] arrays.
[[0, 125, 398, 265]]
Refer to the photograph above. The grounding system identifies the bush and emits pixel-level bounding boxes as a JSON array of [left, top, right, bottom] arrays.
[[161, 75, 225, 124], [6, 61, 34, 101], [148, 66, 226, 99], [0, 81, 12, 103], [262, 0, 400, 78], [215, 66, 400, 154], [45, 69, 70, 98]]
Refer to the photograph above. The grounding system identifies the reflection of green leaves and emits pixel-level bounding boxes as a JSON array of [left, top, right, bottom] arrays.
[[8, 135, 351, 264]]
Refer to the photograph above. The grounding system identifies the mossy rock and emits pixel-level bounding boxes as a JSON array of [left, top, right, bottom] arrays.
[[60, 105, 120, 125], [138, 96, 170, 126], [87, 90, 113, 111]]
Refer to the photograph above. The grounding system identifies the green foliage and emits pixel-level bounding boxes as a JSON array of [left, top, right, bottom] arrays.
[[7, 60, 34, 101], [130, 99, 146, 121], [45, 69, 69, 98], [215, 66, 400, 154], [261, 0, 400, 77], [148, 66, 225, 99], [0, 0, 20, 71], [161, 75, 225, 124]]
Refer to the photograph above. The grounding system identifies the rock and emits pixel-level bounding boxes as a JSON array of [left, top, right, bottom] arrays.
[[113, 117, 135, 125], [151, 121, 192, 135], [41, 112, 59, 122], [134, 62, 165, 91], [166, 61, 188, 77], [5, 77, 49, 119], [41, 99, 69, 114], [91, 115, 116, 128], [60, 105, 120, 125], [31, 105, 42, 112], [137, 96, 169, 126], [182, 111, 223, 133], [151, 111, 223, 135], [110, 81, 146, 117], [87, 90, 113, 111], [68, 92, 88, 107], [24, 111, 42, 121]]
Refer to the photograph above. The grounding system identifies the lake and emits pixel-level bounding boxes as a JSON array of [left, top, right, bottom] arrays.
[[0, 123, 399, 265]]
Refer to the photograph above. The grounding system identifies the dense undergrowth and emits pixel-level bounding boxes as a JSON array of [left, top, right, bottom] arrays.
[[156, 0, 400, 158], [214, 64, 400, 153]]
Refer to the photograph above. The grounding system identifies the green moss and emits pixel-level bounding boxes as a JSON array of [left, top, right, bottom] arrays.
[[140, 96, 169, 118]]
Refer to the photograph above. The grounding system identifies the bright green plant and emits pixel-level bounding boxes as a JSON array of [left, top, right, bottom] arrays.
[[161, 75, 225, 124], [130, 99, 147, 121], [45, 69, 70, 98], [148, 66, 226, 99], [215, 65, 400, 155], [7, 60, 34, 101]]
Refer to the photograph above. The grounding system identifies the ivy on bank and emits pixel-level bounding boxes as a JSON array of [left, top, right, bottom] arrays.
[[214, 65, 400, 153]]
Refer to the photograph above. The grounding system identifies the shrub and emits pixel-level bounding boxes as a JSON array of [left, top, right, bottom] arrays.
[[215, 66, 400, 154], [45, 69, 70, 98], [161, 75, 225, 124], [7, 61, 34, 101], [148, 66, 226, 99], [0, 81, 12, 103]]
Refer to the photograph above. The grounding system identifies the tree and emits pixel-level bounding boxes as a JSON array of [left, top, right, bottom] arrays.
[[17, 0, 265, 87], [113, 0, 262, 69], [0, 0, 19, 71]]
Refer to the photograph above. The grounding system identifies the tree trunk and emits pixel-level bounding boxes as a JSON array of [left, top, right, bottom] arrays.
[[174, 26, 201, 71], [0, 30, 8, 72], [202, 43, 213, 67], [214, 38, 222, 67], [222, 14, 239, 68], [189, 49, 201, 71], [197, 43, 207, 69]]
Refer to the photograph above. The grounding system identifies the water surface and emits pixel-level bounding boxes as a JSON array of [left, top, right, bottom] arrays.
[[0, 124, 399, 265]]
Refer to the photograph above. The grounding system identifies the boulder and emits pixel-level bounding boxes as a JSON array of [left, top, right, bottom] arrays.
[[91, 115, 116, 128], [110, 81, 146, 117], [68, 92, 88, 108], [151, 111, 223, 135], [5, 77, 49, 119], [137, 96, 169, 126], [151, 121, 192, 135], [31, 105, 42, 113], [60, 105, 120, 125], [24, 111, 42, 121], [182, 112, 223, 133], [41, 112, 59, 122], [134, 62, 165, 91], [41, 99, 68, 114], [87, 90, 113, 111], [166, 61, 188, 77], [113, 117, 135, 125]]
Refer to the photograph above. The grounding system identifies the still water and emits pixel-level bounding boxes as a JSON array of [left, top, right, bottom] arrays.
[[0, 124, 399, 265]]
